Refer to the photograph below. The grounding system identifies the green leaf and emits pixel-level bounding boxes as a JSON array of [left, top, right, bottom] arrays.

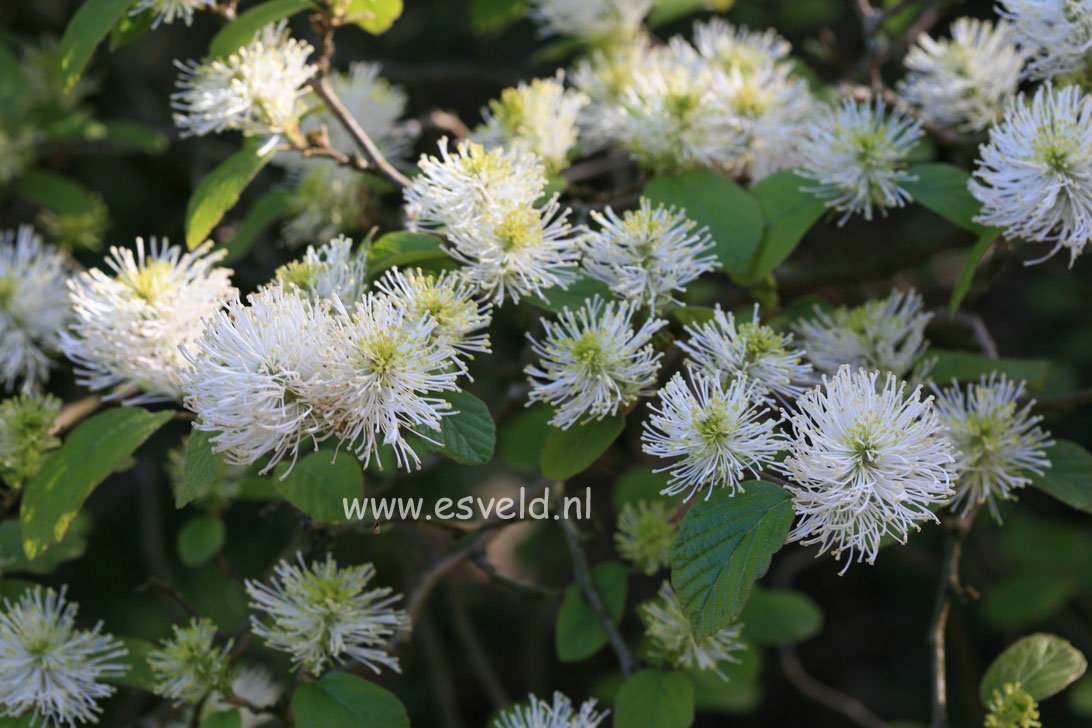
[[20, 408, 172, 560], [16, 171, 97, 216], [107, 636, 158, 691], [0, 514, 89, 575], [470, 0, 527, 35], [499, 405, 552, 473], [530, 273, 614, 313], [739, 169, 826, 285], [671, 306, 718, 328], [202, 711, 241, 728], [219, 188, 295, 263], [671, 481, 793, 640], [175, 430, 223, 509], [291, 671, 409, 728], [949, 230, 999, 316], [177, 514, 225, 567], [1030, 440, 1092, 515], [343, 0, 403, 34], [555, 562, 627, 662], [58, 0, 133, 92], [648, 0, 712, 27], [108, 9, 155, 50], [615, 670, 695, 728], [0, 41, 30, 127], [185, 138, 275, 250], [643, 169, 764, 275], [208, 0, 313, 59], [739, 587, 823, 646], [982, 570, 1074, 628], [612, 466, 673, 512], [274, 451, 364, 523], [540, 415, 624, 480], [980, 633, 1087, 705], [903, 163, 991, 234], [366, 231, 448, 278], [926, 350, 1051, 388], [436, 392, 495, 465], [688, 639, 762, 714], [1068, 674, 1092, 716], [101, 120, 169, 154]]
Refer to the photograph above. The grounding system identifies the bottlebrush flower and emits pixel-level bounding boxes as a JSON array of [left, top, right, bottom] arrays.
[[640, 581, 745, 677], [494, 691, 608, 728]]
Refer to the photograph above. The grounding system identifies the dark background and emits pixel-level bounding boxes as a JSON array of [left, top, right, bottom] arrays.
[[2, 0, 1092, 725]]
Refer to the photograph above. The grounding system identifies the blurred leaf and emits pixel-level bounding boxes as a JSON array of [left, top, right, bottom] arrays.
[[108, 636, 158, 691], [109, 9, 154, 51], [980, 633, 1087, 705], [469, 0, 526, 34], [176, 430, 223, 509], [499, 405, 551, 473], [0, 514, 89, 575], [648, 0, 719, 27], [555, 562, 627, 661], [926, 350, 1050, 388], [1030, 440, 1092, 515], [219, 188, 295, 263], [185, 138, 275, 250], [612, 467, 673, 511], [689, 642, 762, 713], [530, 273, 614, 313], [209, 0, 313, 59], [292, 671, 409, 727], [16, 171, 97, 216], [615, 670, 694, 728], [58, 0, 133, 92], [20, 408, 172, 560], [671, 481, 792, 640], [177, 515, 225, 567], [671, 306, 717, 328], [540, 415, 625, 480], [982, 570, 1074, 628], [739, 587, 823, 646], [344, 0, 403, 34], [644, 169, 764, 275], [0, 41, 30, 126], [738, 169, 826, 285], [366, 231, 448, 278], [903, 163, 991, 234], [435, 391, 495, 465], [274, 451, 364, 523], [1068, 673, 1092, 716], [0, 578, 37, 602], [949, 230, 999, 316], [101, 119, 168, 153], [202, 711, 241, 728]]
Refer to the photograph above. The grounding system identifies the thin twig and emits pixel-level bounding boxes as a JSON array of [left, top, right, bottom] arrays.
[[448, 587, 512, 710], [559, 516, 636, 678], [310, 76, 411, 188], [136, 577, 202, 620], [470, 546, 558, 599], [778, 647, 890, 728]]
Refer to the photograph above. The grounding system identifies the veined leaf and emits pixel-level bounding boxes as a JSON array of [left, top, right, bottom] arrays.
[[58, 0, 133, 92], [292, 671, 409, 727], [185, 138, 275, 250], [540, 415, 624, 480], [739, 169, 826, 285], [1031, 440, 1092, 515], [614, 670, 694, 728], [980, 633, 1087, 705]]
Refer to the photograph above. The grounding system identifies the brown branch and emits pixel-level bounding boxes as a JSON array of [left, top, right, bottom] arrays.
[[559, 515, 636, 678], [136, 577, 202, 620], [778, 646, 890, 728], [449, 587, 511, 710], [469, 546, 558, 599]]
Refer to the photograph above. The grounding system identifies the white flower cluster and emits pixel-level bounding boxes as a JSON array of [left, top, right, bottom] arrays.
[[0, 586, 128, 727], [182, 249, 488, 472], [580, 198, 719, 313], [573, 19, 814, 179], [494, 691, 608, 728], [475, 73, 589, 174], [245, 554, 408, 675], [529, 0, 651, 43], [969, 84, 1092, 266], [997, 0, 1092, 80], [0, 226, 70, 393], [173, 21, 315, 139], [135, 0, 215, 28], [274, 234, 367, 306], [525, 296, 664, 429], [63, 238, 235, 403], [898, 18, 1025, 132], [405, 138, 580, 304], [797, 99, 923, 224]]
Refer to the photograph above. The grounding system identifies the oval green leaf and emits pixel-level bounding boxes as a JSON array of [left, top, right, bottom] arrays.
[[219, 188, 295, 263], [177, 514, 226, 567], [555, 562, 627, 662], [739, 168, 826, 285], [925, 350, 1051, 389], [343, 0, 403, 34], [671, 481, 793, 640], [903, 163, 991, 234], [436, 391, 495, 465], [643, 169, 764, 275], [540, 415, 624, 480], [366, 231, 448, 278], [185, 138, 275, 250], [739, 587, 823, 646], [291, 671, 409, 728], [58, 0, 133, 92], [208, 0, 313, 59], [980, 633, 1087, 705], [615, 670, 695, 728], [20, 407, 172, 560], [175, 429, 223, 509], [1031, 440, 1092, 515], [273, 451, 364, 523]]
